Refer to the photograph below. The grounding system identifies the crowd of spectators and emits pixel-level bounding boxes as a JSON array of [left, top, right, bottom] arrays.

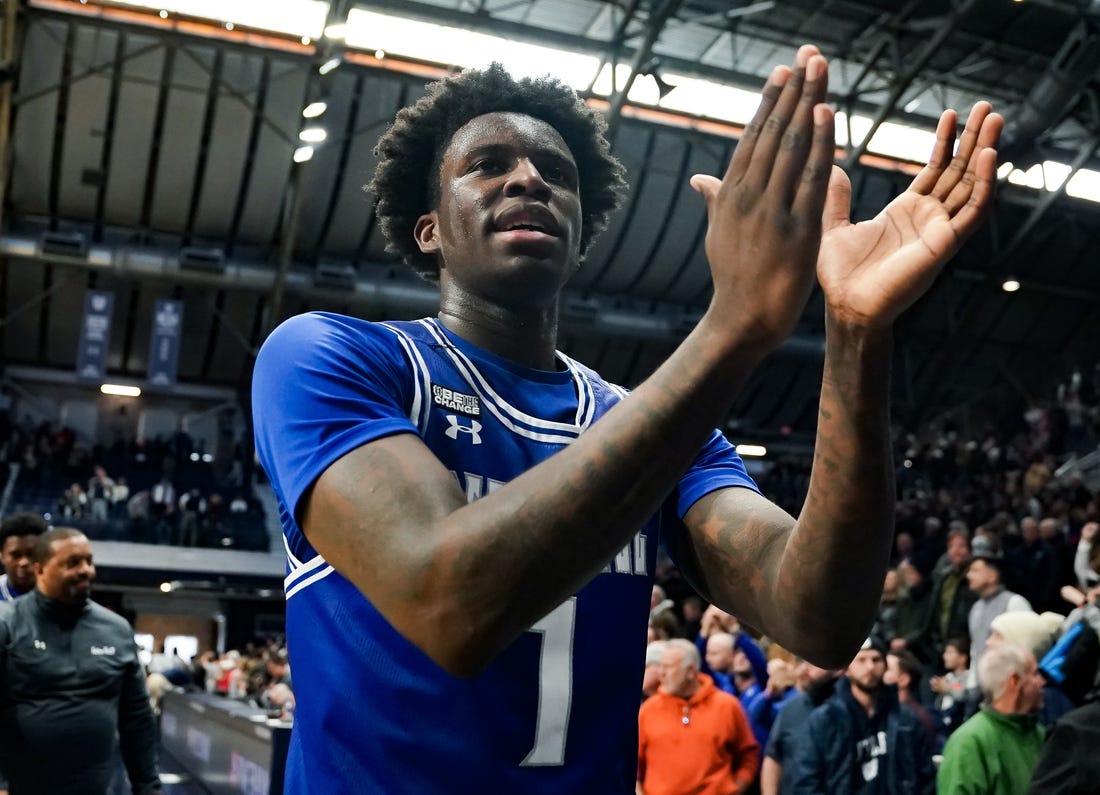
[[4, 367, 1098, 792], [145, 639, 295, 721], [0, 409, 269, 551], [641, 365, 1100, 795]]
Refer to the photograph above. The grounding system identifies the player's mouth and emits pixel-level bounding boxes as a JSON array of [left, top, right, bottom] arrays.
[[492, 205, 561, 244]]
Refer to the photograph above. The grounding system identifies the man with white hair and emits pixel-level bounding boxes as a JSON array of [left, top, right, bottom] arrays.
[[638, 639, 758, 795], [937, 644, 1045, 795], [642, 641, 669, 702]]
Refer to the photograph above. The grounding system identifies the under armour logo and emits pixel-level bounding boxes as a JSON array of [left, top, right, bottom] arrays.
[[34, 640, 46, 650], [444, 414, 483, 445]]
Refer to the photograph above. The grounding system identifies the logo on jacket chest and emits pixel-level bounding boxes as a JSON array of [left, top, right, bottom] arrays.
[[857, 730, 887, 782]]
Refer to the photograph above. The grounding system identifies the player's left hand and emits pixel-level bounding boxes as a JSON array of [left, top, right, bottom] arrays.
[[816, 102, 1003, 329]]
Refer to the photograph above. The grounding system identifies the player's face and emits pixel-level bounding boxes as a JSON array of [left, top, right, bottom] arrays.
[[1, 535, 38, 593], [418, 112, 582, 310], [34, 535, 95, 605]]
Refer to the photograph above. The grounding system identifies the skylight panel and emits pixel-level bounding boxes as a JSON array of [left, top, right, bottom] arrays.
[[110, 0, 330, 38], [344, 9, 600, 88], [1065, 168, 1100, 202], [657, 73, 761, 124]]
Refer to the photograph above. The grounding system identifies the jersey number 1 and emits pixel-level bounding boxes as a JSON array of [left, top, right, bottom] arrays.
[[520, 597, 577, 767]]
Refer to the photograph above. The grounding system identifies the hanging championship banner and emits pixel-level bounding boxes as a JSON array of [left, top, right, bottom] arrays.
[[148, 299, 184, 387], [75, 290, 114, 380]]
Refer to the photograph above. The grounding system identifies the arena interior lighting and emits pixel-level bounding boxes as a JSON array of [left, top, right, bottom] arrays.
[[293, 145, 314, 162], [298, 127, 327, 143], [101, 384, 142, 397], [344, 9, 602, 89], [302, 101, 327, 118], [339, 10, 1100, 204], [1002, 279, 1021, 292], [735, 444, 768, 457], [110, 0, 329, 38], [101, 4, 1100, 205]]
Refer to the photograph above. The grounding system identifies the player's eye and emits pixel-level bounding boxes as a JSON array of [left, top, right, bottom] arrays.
[[472, 157, 505, 175], [541, 163, 574, 186]]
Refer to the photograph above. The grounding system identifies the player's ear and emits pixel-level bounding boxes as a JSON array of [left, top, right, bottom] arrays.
[[414, 213, 441, 255]]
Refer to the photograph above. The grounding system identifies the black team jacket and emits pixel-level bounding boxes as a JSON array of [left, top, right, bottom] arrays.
[[0, 589, 160, 795]]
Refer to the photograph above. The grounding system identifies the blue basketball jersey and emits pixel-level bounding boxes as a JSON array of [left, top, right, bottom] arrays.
[[252, 312, 759, 794]]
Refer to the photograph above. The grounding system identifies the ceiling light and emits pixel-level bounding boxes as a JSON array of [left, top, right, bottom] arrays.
[[325, 23, 347, 39], [302, 101, 327, 118], [375, 50, 385, 59], [318, 58, 340, 75], [1002, 279, 1021, 292], [293, 146, 314, 163], [735, 444, 767, 457], [101, 384, 142, 397], [299, 127, 327, 143], [225, 22, 234, 30], [160, 582, 173, 593], [301, 36, 311, 45], [159, 9, 168, 18]]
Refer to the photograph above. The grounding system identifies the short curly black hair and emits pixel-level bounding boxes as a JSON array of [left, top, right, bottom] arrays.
[[369, 63, 628, 282], [0, 511, 47, 547]]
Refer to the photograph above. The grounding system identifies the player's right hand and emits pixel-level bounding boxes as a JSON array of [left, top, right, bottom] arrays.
[[690, 44, 835, 354]]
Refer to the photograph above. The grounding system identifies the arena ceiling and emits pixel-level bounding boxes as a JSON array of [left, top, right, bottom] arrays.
[[2, 0, 1099, 450]]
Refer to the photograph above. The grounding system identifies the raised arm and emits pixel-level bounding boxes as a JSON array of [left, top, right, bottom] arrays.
[[298, 47, 836, 677], [677, 102, 1003, 666]]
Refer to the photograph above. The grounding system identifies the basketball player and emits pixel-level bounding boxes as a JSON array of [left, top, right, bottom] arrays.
[[252, 44, 1002, 792]]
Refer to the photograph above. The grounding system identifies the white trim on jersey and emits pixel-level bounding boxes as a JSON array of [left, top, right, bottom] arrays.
[[285, 563, 336, 600], [0, 574, 17, 602], [420, 319, 592, 445], [606, 383, 629, 400], [285, 552, 331, 592], [283, 532, 303, 570], [558, 352, 599, 429], [381, 322, 432, 433]]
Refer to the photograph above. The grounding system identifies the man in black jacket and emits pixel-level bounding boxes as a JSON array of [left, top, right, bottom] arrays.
[[1028, 697, 1100, 794], [0, 527, 161, 795], [787, 637, 935, 795]]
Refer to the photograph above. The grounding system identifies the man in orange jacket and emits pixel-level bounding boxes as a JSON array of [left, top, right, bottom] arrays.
[[638, 638, 760, 795]]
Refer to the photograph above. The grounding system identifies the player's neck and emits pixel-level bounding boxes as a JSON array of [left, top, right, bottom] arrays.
[[437, 302, 561, 370]]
